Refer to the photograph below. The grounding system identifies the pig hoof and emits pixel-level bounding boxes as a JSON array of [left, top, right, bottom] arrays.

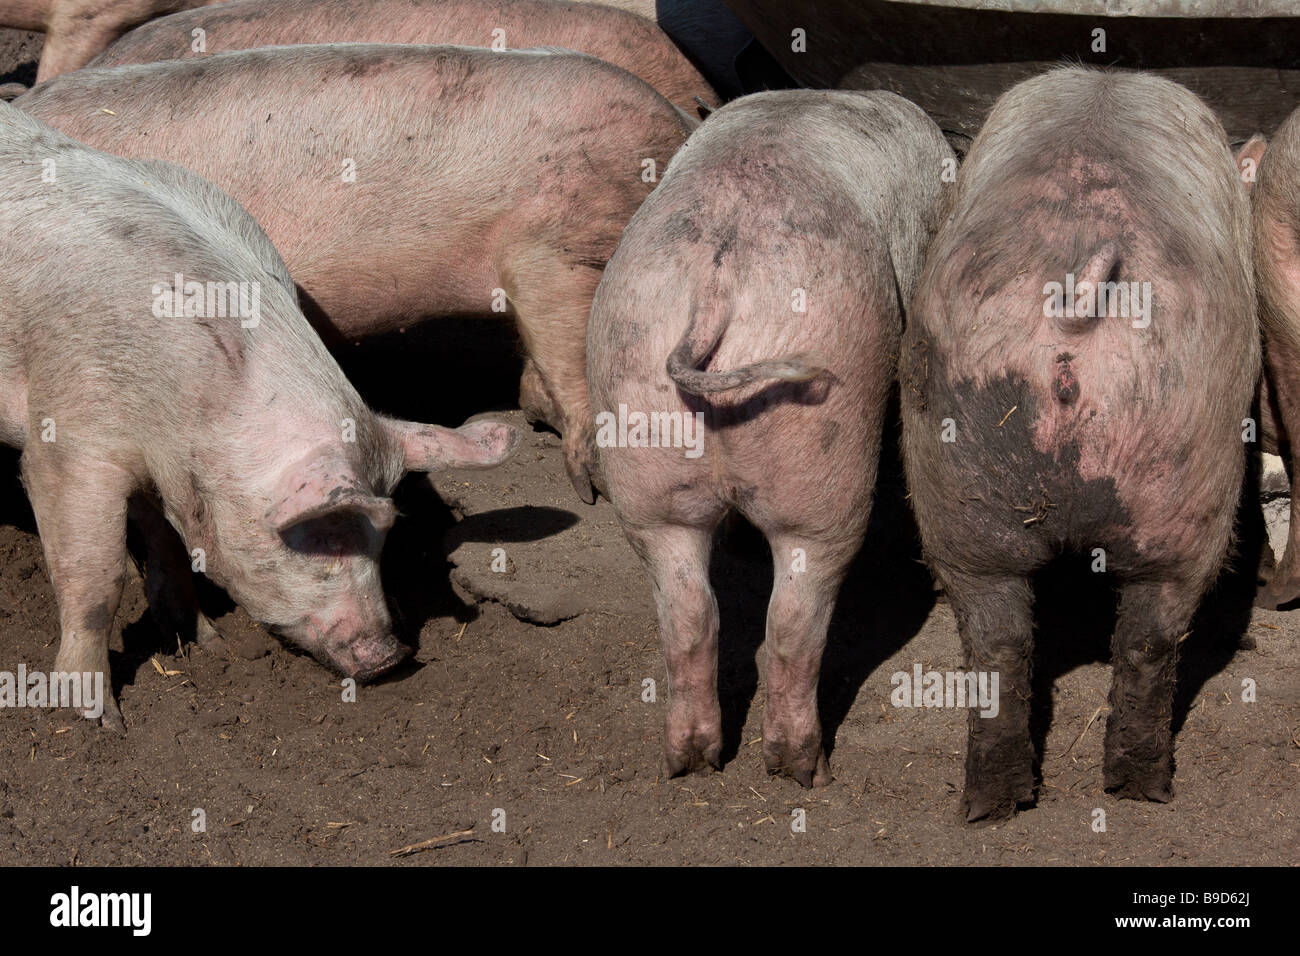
[[663, 737, 723, 778], [1104, 760, 1172, 802], [99, 701, 127, 736], [762, 742, 831, 788], [961, 789, 1024, 825], [962, 771, 1035, 824], [663, 750, 722, 778], [195, 615, 234, 659], [564, 454, 596, 505]]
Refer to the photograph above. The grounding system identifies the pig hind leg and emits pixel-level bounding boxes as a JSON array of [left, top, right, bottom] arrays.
[[757, 531, 862, 788], [939, 568, 1036, 823], [38, 10, 129, 82], [505, 263, 601, 502], [626, 520, 727, 777], [21, 450, 132, 733], [1255, 212, 1300, 608], [518, 358, 560, 430], [1104, 577, 1201, 802]]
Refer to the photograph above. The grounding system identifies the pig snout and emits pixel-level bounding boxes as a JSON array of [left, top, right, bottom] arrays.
[[296, 608, 411, 682]]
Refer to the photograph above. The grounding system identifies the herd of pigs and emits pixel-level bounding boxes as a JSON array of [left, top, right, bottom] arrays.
[[0, 0, 1297, 826]]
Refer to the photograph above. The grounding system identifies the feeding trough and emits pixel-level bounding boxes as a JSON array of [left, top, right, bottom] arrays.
[[722, 0, 1300, 145]]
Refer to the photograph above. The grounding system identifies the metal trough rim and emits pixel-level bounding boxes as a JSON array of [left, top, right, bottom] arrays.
[[874, 0, 1298, 16]]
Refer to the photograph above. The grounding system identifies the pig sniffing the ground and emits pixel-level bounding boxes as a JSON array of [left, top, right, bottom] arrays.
[[89, 0, 719, 115], [18, 44, 694, 503], [0, 101, 518, 732], [0, 0, 220, 81], [589, 90, 952, 785], [900, 66, 1259, 823], [1247, 112, 1300, 611]]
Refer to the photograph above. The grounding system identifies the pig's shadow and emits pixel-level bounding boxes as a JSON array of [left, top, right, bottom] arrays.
[[0, 447, 35, 536], [444, 505, 578, 545], [709, 408, 939, 770], [347, 316, 534, 641], [0, 57, 35, 91], [337, 316, 523, 427]]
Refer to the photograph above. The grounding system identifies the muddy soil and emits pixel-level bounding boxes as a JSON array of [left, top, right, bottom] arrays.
[[0, 28, 1295, 866]]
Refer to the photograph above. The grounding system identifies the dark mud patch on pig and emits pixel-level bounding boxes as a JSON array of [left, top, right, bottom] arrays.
[[903, 339, 1141, 573]]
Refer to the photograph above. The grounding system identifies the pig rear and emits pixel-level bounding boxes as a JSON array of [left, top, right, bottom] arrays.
[[589, 90, 952, 786], [899, 66, 1259, 822]]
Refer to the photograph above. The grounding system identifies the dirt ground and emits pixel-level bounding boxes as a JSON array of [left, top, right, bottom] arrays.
[[0, 29, 1296, 867]]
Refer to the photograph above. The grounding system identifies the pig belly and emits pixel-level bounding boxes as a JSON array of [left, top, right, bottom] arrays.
[[290, 232, 505, 338]]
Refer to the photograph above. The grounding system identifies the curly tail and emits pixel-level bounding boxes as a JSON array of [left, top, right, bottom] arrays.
[[665, 299, 825, 395]]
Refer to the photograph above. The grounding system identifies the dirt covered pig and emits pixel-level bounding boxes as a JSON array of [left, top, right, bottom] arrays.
[[1245, 108, 1300, 610], [900, 67, 1259, 822], [589, 90, 952, 785], [0, 102, 518, 731], [89, 0, 718, 115], [18, 44, 693, 503]]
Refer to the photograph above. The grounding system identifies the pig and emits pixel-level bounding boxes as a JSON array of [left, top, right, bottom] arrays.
[[0, 0, 220, 82], [899, 66, 1259, 822], [0, 100, 519, 731], [87, 0, 719, 115], [588, 89, 953, 785], [1245, 118, 1300, 610], [18, 44, 695, 503], [557, 0, 757, 99]]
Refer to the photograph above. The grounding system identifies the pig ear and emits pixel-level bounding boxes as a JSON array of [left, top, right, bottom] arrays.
[[266, 455, 397, 534], [1237, 134, 1267, 192], [383, 416, 521, 473]]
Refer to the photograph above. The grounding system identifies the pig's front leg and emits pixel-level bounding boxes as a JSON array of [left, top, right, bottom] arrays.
[[943, 569, 1036, 824], [128, 496, 225, 654], [1103, 579, 1196, 802], [22, 449, 132, 733]]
